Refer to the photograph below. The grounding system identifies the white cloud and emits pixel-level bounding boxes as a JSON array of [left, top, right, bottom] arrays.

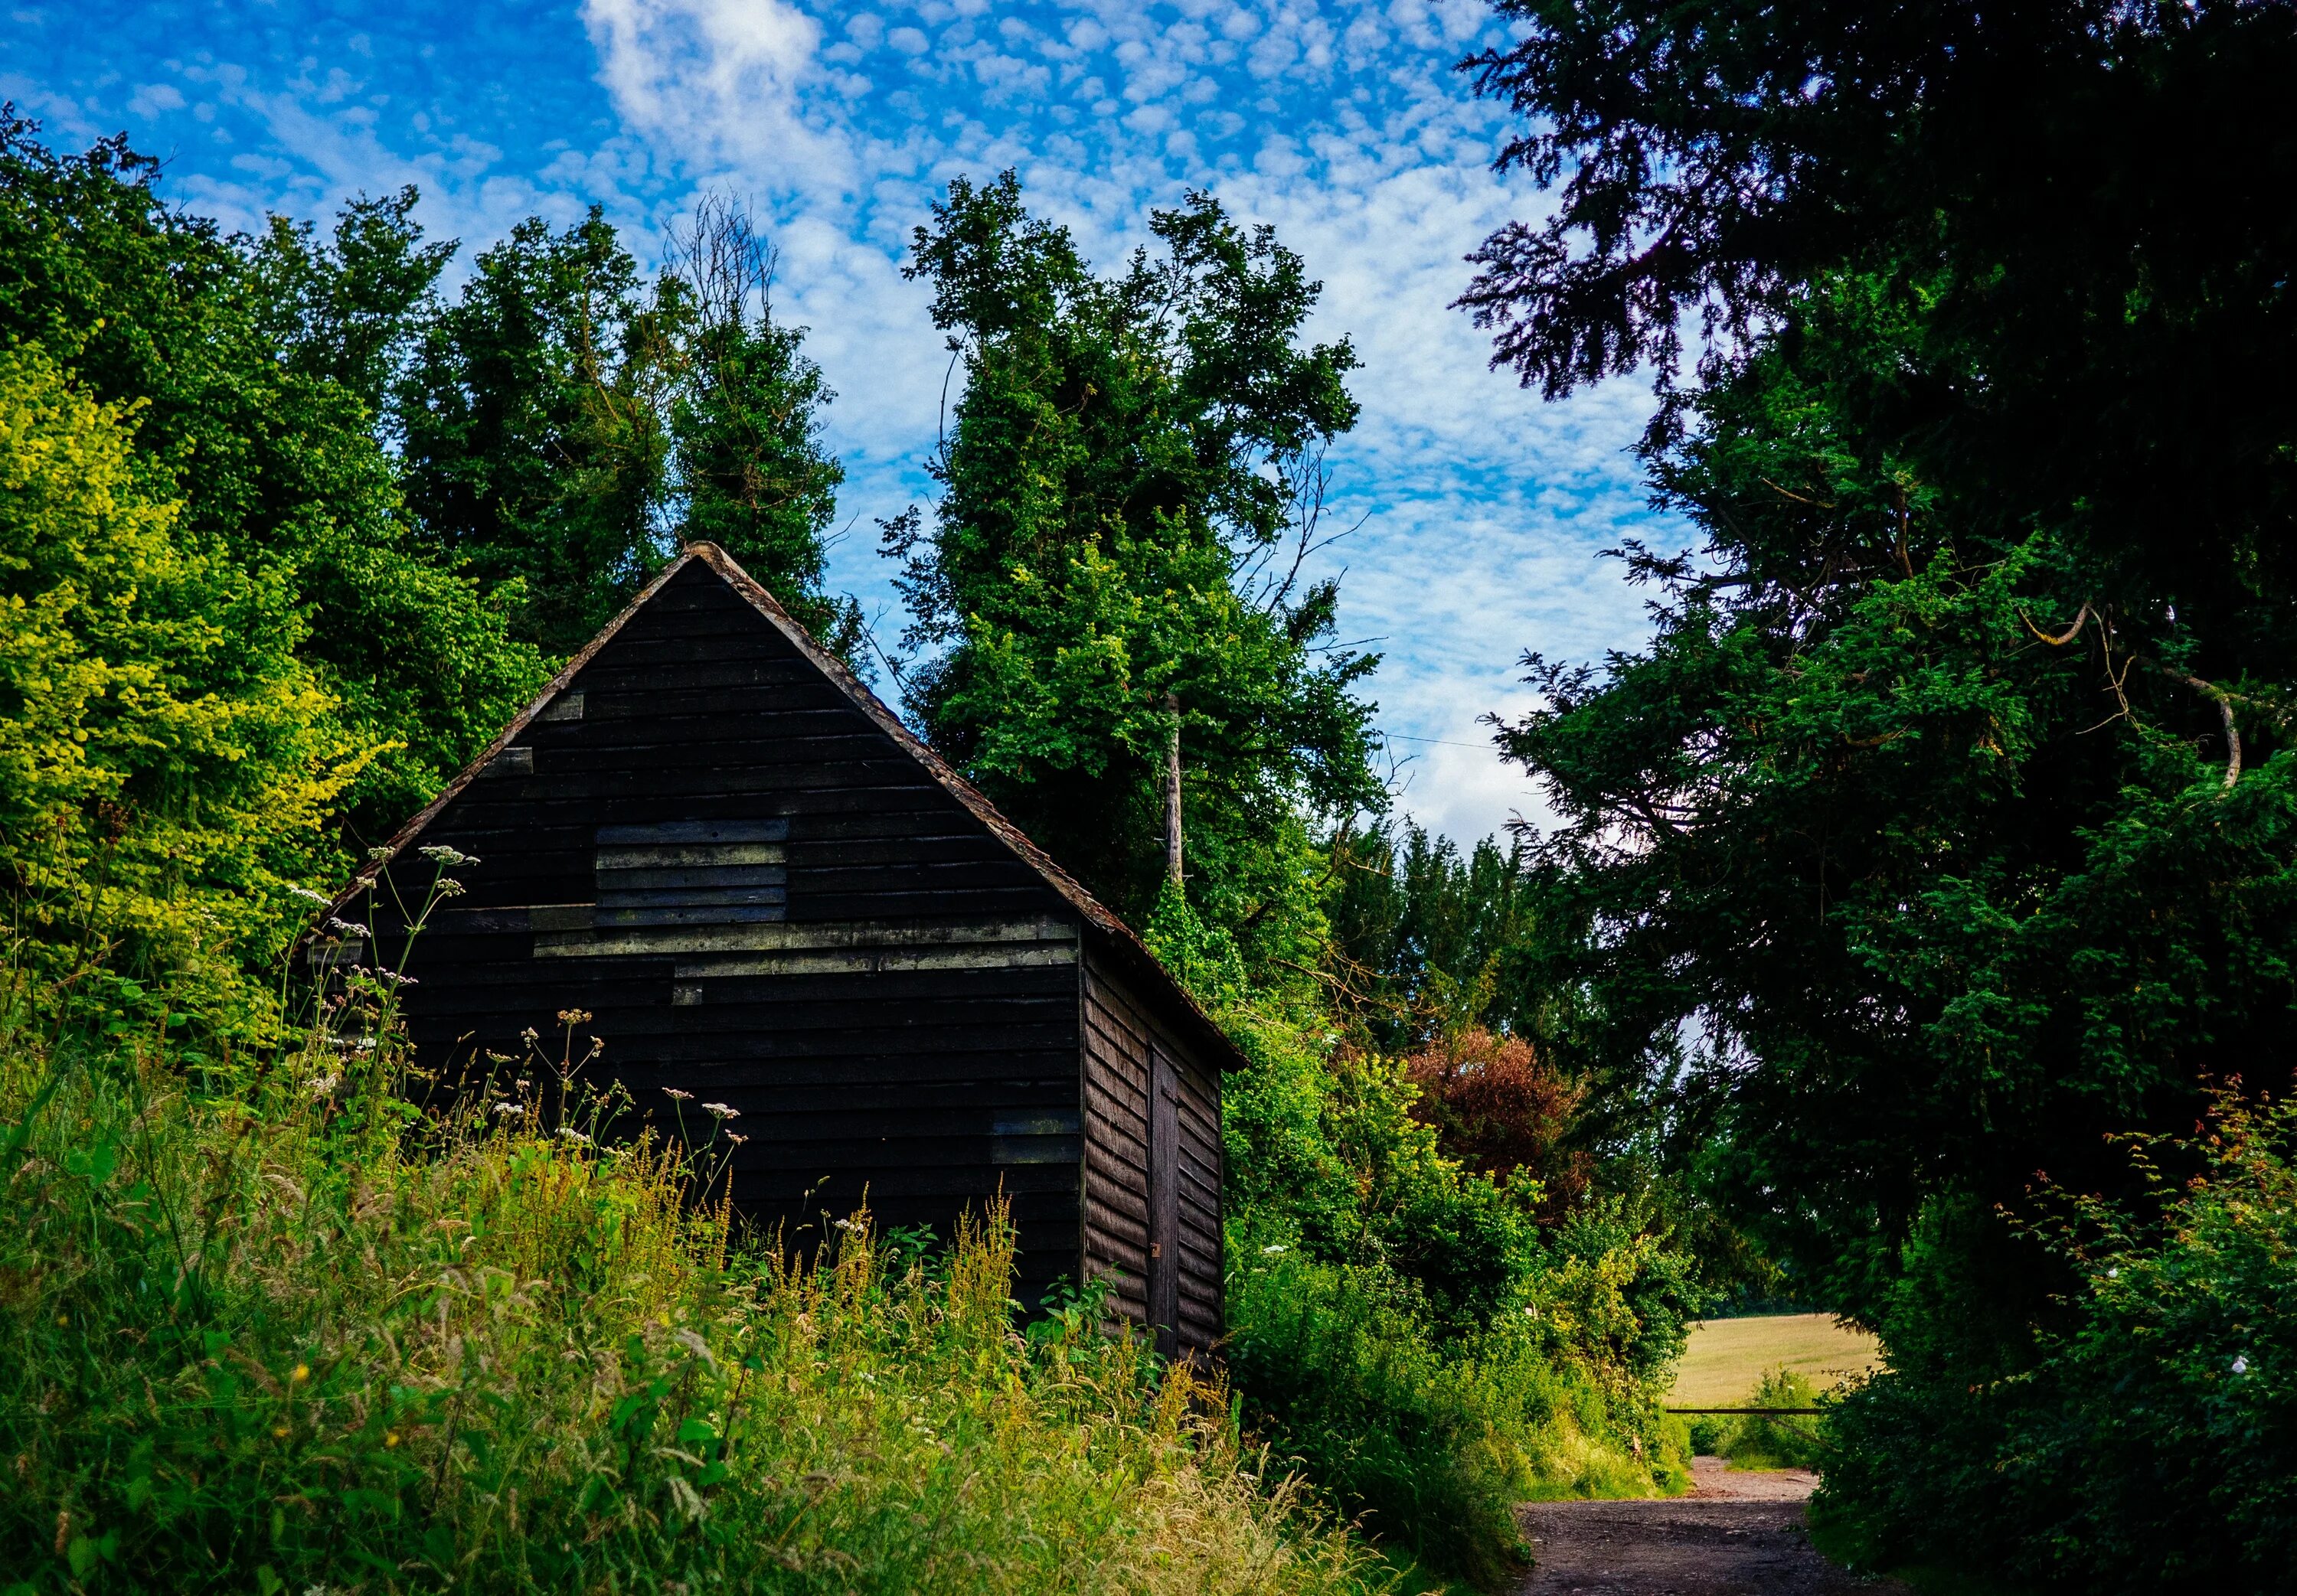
[[580, 0, 847, 188], [126, 81, 185, 116], [558, 0, 1672, 843], [27, 0, 1672, 847]]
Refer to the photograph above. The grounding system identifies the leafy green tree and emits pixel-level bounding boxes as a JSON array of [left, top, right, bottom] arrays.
[[248, 185, 455, 431], [397, 197, 861, 664], [890, 173, 1382, 955], [0, 342, 364, 1016], [397, 209, 672, 655], [0, 117, 546, 841], [665, 197, 861, 658], [1463, 6, 2297, 1562], [1327, 821, 1544, 1050]]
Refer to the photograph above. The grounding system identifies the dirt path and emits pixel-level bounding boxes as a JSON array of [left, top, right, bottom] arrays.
[[1517, 1459, 1909, 1595]]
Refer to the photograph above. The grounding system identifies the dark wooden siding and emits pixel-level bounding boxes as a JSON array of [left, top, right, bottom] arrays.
[[361, 560, 1086, 1297], [1079, 946, 1223, 1357]]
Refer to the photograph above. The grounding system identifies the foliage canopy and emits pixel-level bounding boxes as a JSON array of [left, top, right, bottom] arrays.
[[890, 174, 1382, 955]]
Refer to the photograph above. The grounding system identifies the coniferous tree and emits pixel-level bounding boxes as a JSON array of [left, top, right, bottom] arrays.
[[397, 210, 671, 655], [665, 197, 861, 658], [1462, 2, 2297, 1568], [890, 173, 1383, 955]]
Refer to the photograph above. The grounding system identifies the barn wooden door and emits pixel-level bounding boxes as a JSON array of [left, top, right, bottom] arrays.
[[1148, 1045, 1181, 1357]]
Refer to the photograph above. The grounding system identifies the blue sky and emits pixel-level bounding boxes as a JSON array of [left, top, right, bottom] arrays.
[[5, 0, 1671, 843]]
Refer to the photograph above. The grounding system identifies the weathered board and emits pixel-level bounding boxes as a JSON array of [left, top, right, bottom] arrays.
[[328, 544, 1230, 1353], [1079, 947, 1223, 1358]]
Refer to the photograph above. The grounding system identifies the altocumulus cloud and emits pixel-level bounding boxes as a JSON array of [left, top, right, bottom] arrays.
[[5, 0, 1678, 842]]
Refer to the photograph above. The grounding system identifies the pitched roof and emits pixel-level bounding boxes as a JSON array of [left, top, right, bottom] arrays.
[[326, 541, 1247, 1071]]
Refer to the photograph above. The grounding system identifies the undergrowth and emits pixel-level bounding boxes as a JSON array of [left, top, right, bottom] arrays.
[[1227, 1238, 1688, 1591], [0, 945, 1391, 1595], [1684, 1369, 1826, 1470]]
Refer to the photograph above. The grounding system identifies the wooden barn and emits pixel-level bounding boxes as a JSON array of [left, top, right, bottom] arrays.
[[324, 543, 1235, 1359]]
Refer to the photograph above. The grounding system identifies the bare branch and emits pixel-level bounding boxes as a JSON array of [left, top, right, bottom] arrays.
[[2019, 602, 2093, 648], [2158, 664, 2242, 790]]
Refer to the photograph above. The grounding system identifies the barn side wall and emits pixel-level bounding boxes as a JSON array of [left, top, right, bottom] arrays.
[[358, 561, 1085, 1297], [1079, 945, 1224, 1357]]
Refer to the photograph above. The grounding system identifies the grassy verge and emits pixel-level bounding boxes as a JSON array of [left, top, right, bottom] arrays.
[[0, 984, 1392, 1594], [1227, 1242, 1688, 1591]]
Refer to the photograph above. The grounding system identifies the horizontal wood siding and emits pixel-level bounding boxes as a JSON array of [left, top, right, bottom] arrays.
[[1080, 947, 1224, 1357], [361, 560, 1084, 1293]]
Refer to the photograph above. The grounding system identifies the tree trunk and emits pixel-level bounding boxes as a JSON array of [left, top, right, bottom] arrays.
[[1163, 690, 1184, 888]]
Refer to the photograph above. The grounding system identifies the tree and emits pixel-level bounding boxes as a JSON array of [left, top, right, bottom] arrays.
[[665, 197, 860, 658], [397, 209, 671, 655], [0, 116, 546, 843], [397, 198, 862, 664], [1326, 821, 1544, 1051], [1460, 0, 2297, 1529], [248, 185, 455, 432], [890, 173, 1383, 955], [0, 342, 364, 1017]]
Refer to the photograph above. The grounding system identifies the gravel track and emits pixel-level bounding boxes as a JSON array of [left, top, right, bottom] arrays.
[[1516, 1460, 1910, 1596]]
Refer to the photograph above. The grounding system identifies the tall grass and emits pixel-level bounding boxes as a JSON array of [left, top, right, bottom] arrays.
[[1225, 1241, 1688, 1591], [0, 951, 1391, 1594]]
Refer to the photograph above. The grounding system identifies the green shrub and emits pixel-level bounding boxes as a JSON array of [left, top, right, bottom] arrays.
[[1690, 1369, 1827, 1470], [1819, 1094, 2297, 1593], [1226, 1235, 1687, 1591], [0, 342, 370, 1024], [0, 964, 1391, 1594]]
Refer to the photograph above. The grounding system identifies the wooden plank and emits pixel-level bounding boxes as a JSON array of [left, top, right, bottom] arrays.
[[597, 818, 790, 844], [534, 912, 1076, 959], [597, 868, 786, 893], [612, 1056, 1079, 1089]]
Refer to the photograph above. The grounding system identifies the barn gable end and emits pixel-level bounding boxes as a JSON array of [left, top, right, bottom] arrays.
[[330, 543, 1235, 1352]]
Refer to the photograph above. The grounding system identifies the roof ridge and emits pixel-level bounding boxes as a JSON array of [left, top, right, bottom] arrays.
[[325, 541, 1244, 1070]]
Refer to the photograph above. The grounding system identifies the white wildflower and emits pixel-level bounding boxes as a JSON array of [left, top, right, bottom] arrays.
[[726, 1133, 749, 1147], [559, 1128, 591, 1147], [433, 878, 466, 898], [492, 1103, 525, 1119], [673, 1328, 719, 1369], [326, 918, 370, 938], [1260, 1244, 1287, 1255], [288, 886, 332, 906], [663, 1088, 694, 1102], [702, 1102, 739, 1120], [420, 845, 478, 867], [2233, 1355, 2251, 1376]]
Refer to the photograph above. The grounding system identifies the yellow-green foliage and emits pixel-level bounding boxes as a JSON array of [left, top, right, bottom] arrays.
[[0, 971, 1391, 1594], [0, 344, 375, 1020]]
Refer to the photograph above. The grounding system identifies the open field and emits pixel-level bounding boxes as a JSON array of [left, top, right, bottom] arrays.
[[1668, 1314, 1883, 1407]]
